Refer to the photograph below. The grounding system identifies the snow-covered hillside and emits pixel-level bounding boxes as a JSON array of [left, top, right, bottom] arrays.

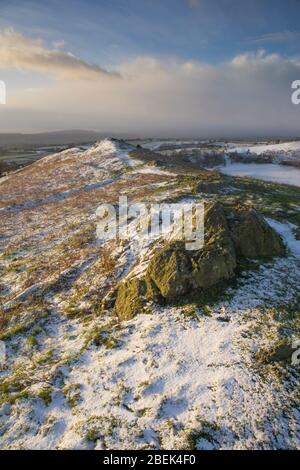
[[0, 139, 299, 450], [229, 141, 300, 156]]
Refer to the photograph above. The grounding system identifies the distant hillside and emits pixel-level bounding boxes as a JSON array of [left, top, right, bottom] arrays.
[[0, 130, 132, 150]]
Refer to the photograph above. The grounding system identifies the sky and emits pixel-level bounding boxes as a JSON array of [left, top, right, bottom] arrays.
[[0, 0, 300, 136]]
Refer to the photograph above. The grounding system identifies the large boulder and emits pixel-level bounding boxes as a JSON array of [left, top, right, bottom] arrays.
[[114, 273, 160, 321], [111, 202, 285, 320], [114, 276, 147, 321], [147, 203, 237, 299], [228, 207, 285, 258], [147, 243, 192, 299]]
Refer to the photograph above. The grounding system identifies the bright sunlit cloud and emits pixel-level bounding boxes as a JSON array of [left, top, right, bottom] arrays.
[[1, 35, 299, 136], [0, 29, 120, 80]]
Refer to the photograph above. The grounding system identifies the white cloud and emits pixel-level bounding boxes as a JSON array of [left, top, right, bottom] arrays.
[[0, 29, 120, 80], [248, 30, 300, 44], [3, 36, 300, 136]]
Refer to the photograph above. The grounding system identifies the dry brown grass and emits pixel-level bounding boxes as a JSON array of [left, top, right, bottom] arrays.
[[22, 226, 96, 289], [99, 245, 117, 274], [0, 303, 8, 334]]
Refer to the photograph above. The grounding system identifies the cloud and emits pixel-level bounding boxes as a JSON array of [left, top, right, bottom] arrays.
[[5, 49, 300, 136], [0, 29, 120, 80], [248, 30, 300, 44]]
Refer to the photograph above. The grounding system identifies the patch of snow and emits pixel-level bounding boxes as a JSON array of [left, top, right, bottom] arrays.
[[133, 167, 176, 176], [229, 141, 300, 156], [220, 162, 300, 187], [266, 218, 300, 257]]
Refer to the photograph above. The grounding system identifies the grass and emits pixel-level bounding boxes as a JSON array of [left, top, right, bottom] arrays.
[[0, 323, 28, 341], [34, 349, 54, 365], [26, 335, 38, 348], [183, 421, 221, 450], [37, 386, 53, 406], [63, 383, 81, 408]]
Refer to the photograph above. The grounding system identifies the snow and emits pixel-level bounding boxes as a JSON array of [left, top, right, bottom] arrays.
[[229, 141, 300, 156], [266, 218, 300, 257], [0, 138, 299, 450], [2, 246, 300, 449], [221, 162, 300, 187], [133, 167, 176, 176]]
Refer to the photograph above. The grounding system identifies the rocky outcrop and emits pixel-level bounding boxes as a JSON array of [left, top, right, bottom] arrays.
[[227, 207, 285, 258], [114, 275, 160, 321], [112, 202, 285, 320]]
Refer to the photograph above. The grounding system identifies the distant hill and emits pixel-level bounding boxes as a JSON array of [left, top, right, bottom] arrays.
[[0, 130, 132, 150]]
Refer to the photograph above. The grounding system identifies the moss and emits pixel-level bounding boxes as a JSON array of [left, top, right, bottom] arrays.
[[32, 326, 42, 335], [138, 408, 150, 417], [181, 304, 199, 321], [0, 323, 27, 341], [83, 320, 119, 350], [26, 335, 38, 348], [63, 383, 81, 408], [37, 386, 53, 406], [84, 416, 120, 442], [86, 427, 101, 442], [35, 349, 54, 365], [255, 339, 295, 364], [114, 275, 159, 321], [0, 380, 29, 406], [183, 421, 221, 450], [93, 330, 118, 350], [0, 390, 29, 406], [63, 300, 82, 318]]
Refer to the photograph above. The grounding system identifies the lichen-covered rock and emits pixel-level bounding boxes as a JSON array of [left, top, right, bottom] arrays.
[[146, 203, 237, 299], [190, 203, 236, 289], [114, 276, 147, 321], [114, 274, 160, 321], [228, 207, 285, 258], [112, 202, 285, 320], [147, 243, 192, 299]]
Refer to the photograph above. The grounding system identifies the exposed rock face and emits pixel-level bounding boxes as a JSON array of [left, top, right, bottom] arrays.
[[146, 203, 237, 301], [113, 202, 285, 320], [228, 207, 285, 258], [114, 275, 160, 321], [114, 277, 148, 321]]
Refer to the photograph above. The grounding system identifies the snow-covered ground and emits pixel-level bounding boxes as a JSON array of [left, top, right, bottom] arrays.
[[229, 141, 300, 156], [0, 139, 299, 450], [221, 162, 300, 187], [1, 219, 299, 449]]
